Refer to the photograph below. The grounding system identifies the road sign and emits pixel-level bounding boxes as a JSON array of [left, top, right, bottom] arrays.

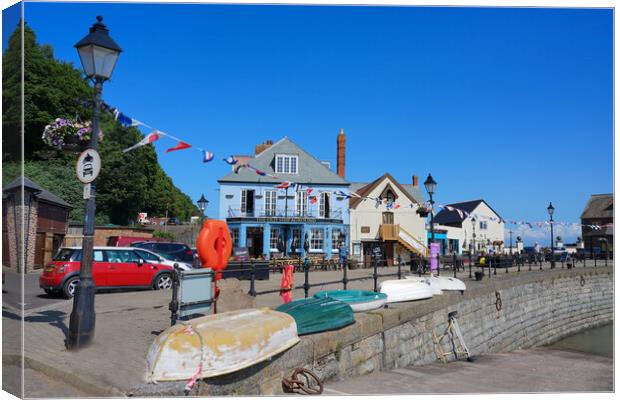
[[76, 149, 101, 184]]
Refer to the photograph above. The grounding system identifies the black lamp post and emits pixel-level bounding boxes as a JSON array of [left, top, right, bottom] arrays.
[[471, 217, 476, 257], [68, 16, 122, 350], [548, 202, 555, 269], [423, 174, 437, 275], [509, 229, 513, 256], [197, 194, 208, 224]]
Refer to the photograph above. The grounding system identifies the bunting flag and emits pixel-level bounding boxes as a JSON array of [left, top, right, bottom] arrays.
[[275, 181, 291, 189], [375, 197, 382, 208], [335, 190, 352, 199], [166, 141, 192, 153], [394, 204, 401, 209], [202, 151, 214, 163], [310, 196, 318, 205], [293, 183, 302, 192], [114, 109, 140, 128], [456, 209, 463, 219], [306, 188, 313, 196], [255, 168, 266, 176], [122, 130, 161, 153], [223, 155, 238, 165]]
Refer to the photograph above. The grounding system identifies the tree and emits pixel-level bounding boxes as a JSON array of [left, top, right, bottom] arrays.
[[2, 23, 199, 225]]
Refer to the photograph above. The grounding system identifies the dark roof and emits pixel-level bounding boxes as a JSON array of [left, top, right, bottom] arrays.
[[580, 194, 613, 220], [3, 176, 72, 208], [349, 173, 424, 209], [218, 137, 348, 186], [434, 199, 502, 225]]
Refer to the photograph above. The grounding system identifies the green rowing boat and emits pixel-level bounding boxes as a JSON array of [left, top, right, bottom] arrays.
[[276, 297, 355, 335]]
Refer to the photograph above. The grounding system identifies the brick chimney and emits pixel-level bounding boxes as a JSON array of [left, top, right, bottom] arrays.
[[412, 175, 418, 186], [337, 128, 346, 178], [255, 140, 273, 155]]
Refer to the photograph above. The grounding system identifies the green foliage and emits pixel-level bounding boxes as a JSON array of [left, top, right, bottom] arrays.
[[2, 23, 198, 225], [153, 231, 175, 240]]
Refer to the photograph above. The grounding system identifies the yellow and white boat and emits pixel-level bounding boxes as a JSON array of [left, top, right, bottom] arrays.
[[146, 308, 300, 382]]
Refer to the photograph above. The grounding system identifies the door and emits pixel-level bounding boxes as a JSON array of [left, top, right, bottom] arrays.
[[382, 212, 394, 225], [92, 250, 108, 287], [241, 190, 255, 216], [104, 249, 144, 286], [246, 227, 263, 258]]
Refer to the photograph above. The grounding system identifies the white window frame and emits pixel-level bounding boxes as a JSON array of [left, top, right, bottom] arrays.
[[275, 154, 299, 174], [309, 228, 324, 252], [332, 228, 343, 252], [296, 191, 308, 216], [291, 228, 301, 251], [270, 227, 280, 252], [240, 189, 254, 215], [264, 190, 276, 216], [230, 227, 239, 248]]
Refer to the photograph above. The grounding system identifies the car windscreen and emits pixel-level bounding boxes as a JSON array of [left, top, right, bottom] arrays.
[[53, 248, 76, 261]]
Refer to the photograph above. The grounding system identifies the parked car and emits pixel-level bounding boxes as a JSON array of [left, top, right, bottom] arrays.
[[131, 242, 194, 263], [39, 247, 174, 299], [133, 248, 193, 271], [107, 236, 157, 247]]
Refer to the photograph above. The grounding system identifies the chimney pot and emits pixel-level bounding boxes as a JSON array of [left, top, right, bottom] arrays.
[[412, 175, 418, 186]]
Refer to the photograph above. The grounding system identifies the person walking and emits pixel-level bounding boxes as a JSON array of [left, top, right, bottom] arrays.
[[338, 241, 347, 271]]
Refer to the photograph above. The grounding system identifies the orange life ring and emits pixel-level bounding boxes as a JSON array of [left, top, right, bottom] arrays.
[[196, 219, 232, 277]]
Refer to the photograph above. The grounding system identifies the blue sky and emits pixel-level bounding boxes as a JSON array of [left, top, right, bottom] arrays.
[[3, 3, 613, 244]]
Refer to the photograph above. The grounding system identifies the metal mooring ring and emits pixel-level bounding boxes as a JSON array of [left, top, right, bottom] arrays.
[[282, 368, 323, 395], [495, 291, 502, 312], [580, 275, 586, 287]]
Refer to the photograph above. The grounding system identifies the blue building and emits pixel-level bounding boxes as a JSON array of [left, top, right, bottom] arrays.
[[218, 134, 350, 259]]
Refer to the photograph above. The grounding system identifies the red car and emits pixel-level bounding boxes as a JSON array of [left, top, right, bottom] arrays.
[[40, 247, 174, 298]]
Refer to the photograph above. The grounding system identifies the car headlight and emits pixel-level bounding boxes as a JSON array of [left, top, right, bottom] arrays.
[[57, 264, 68, 273]]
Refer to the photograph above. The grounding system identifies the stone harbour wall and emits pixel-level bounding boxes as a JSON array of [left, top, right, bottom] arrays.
[[133, 267, 613, 396]]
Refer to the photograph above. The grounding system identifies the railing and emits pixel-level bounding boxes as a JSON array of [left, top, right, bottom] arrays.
[[380, 224, 428, 257], [219, 251, 608, 301], [227, 207, 343, 220], [379, 224, 400, 240]]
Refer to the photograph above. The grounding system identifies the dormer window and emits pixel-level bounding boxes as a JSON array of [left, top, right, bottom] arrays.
[[275, 154, 298, 174]]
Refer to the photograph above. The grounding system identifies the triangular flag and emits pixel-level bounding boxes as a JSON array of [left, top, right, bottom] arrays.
[[203, 151, 214, 163], [166, 141, 191, 153], [310, 196, 318, 205], [114, 109, 139, 128], [306, 188, 313, 196], [122, 131, 161, 153], [275, 181, 291, 189], [223, 155, 238, 165], [255, 169, 266, 176]]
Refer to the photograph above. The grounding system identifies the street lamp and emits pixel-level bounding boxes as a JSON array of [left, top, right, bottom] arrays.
[[424, 174, 437, 275], [423, 174, 437, 244], [68, 16, 122, 350], [547, 202, 555, 269], [471, 217, 476, 257], [197, 194, 208, 223], [509, 229, 513, 256]]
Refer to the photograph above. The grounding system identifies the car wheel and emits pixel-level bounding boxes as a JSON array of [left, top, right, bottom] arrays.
[[154, 273, 172, 290], [63, 277, 79, 299]]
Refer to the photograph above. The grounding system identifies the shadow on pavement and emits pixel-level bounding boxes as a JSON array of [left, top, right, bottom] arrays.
[[23, 310, 69, 347]]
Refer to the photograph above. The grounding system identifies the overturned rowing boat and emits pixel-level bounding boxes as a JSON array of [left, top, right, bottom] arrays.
[[405, 275, 466, 293], [276, 297, 355, 335], [313, 290, 388, 312], [379, 279, 434, 303], [146, 308, 300, 382]]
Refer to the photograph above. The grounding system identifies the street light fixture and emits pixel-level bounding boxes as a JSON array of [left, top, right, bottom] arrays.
[[423, 174, 437, 274], [68, 16, 122, 350], [547, 202, 555, 269], [471, 217, 476, 257], [197, 194, 209, 223]]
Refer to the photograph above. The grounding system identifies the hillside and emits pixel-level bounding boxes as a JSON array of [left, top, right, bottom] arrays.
[[2, 22, 198, 224]]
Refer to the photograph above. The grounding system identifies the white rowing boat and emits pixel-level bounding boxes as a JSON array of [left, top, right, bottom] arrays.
[[404, 276, 443, 295], [405, 275, 466, 293], [379, 279, 434, 303], [146, 308, 300, 382]]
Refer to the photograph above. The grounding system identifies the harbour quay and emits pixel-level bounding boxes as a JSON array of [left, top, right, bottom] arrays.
[[163, 265, 613, 396]]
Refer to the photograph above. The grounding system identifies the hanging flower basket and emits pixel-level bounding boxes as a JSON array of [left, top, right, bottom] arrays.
[[42, 118, 102, 153]]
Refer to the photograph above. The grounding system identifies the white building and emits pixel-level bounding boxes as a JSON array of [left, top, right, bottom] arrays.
[[349, 173, 427, 265], [433, 199, 505, 255]]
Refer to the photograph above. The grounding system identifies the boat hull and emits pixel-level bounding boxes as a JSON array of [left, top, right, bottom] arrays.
[[313, 290, 388, 312], [405, 275, 466, 292], [403, 276, 443, 295], [146, 308, 300, 382], [379, 279, 434, 303], [276, 297, 355, 335]]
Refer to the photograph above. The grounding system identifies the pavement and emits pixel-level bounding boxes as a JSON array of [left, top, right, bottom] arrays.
[[2, 268, 66, 311], [0, 260, 610, 397], [323, 348, 613, 394]]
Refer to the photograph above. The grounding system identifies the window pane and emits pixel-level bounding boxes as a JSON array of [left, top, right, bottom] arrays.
[[94, 251, 104, 262], [291, 157, 297, 174], [284, 157, 290, 173]]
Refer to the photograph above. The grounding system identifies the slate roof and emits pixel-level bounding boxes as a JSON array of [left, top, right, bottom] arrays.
[[580, 194, 613, 220], [349, 173, 425, 209], [3, 176, 72, 208], [218, 137, 348, 186], [434, 199, 502, 225]]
